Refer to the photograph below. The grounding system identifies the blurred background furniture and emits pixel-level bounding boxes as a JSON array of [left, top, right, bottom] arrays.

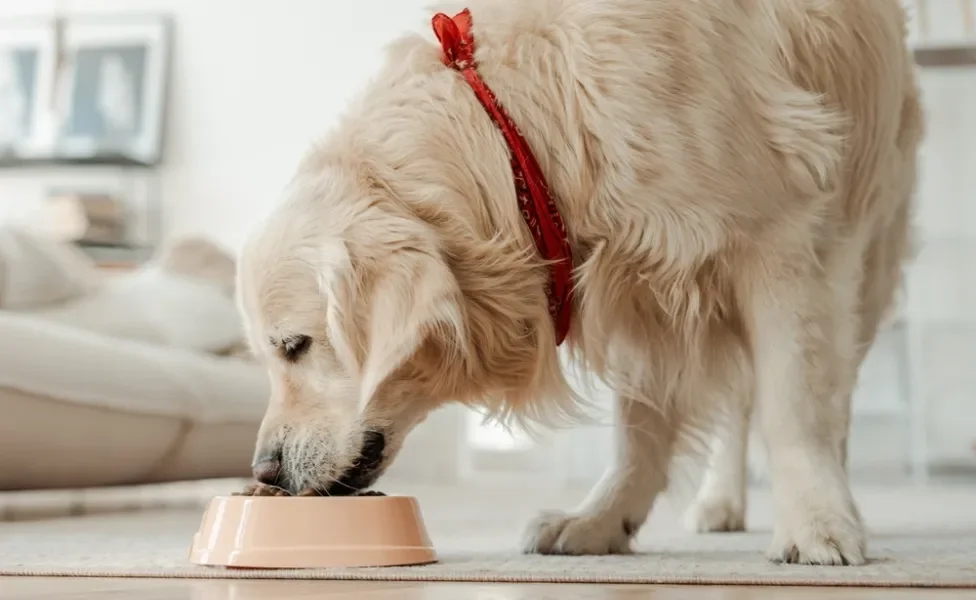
[[898, 0, 976, 483], [1, 8, 169, 268], [0, 226, 264, 491]]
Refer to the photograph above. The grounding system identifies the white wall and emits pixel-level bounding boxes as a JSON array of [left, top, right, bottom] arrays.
[[0, 0, 431, 251]]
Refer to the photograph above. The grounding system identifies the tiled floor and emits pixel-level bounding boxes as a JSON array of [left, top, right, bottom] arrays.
[[1, 578, 974, 599]]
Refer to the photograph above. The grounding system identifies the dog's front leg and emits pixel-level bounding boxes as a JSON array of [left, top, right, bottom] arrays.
[[747, 269, 865, 566], [522, 391, 674, 555]]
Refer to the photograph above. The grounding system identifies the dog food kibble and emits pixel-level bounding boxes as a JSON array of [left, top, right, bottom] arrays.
[[233, 482, 291, 497], [233, 482, 387, 497]]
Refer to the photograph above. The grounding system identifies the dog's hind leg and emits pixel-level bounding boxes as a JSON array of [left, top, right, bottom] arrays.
[[684, 393, 752, 533]]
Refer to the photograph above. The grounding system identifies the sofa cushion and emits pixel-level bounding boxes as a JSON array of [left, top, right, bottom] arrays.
[[0, 313, 268, 490]]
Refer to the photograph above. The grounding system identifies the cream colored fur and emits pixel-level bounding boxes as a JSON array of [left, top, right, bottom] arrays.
[[237, 0, 923, 566]]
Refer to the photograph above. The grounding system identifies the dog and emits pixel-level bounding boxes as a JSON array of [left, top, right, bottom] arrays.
[[236, 0, 923, 566]]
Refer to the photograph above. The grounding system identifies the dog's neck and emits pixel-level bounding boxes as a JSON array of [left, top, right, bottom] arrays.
[[316, 33, 578, 296], [313, 33, 583, 421]]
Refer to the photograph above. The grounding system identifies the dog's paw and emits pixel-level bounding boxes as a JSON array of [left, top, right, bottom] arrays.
[[233, 482, 292, 497], [684, 496, 745, 533], [521, 510, 635, 555], [768, 508, 866, 566]]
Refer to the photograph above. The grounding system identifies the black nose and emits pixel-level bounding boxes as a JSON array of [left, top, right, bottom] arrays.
[[361, 431, 386, 465], [251, 451, 282, 485]]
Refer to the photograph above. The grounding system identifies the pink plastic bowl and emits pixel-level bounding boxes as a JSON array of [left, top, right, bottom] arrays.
[[189, 495, 437, 568]]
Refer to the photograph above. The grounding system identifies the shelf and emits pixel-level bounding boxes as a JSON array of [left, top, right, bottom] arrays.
[[914, 43, 976, 67], [0, 153, 157, 169], [75, 242, 155, 266]]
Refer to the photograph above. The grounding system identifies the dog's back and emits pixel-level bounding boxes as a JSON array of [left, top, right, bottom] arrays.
[[467, 0, 919, 216], [444, 0, 920, 365]]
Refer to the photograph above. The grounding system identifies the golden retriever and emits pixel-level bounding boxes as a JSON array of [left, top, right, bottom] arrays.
[[236, 0, 923, 566]]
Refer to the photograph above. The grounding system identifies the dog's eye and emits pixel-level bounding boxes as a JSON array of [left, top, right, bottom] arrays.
[[281, 335, 312, 362]]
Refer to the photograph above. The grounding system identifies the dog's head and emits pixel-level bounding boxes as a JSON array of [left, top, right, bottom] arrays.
[[238, 159, 576, 495]]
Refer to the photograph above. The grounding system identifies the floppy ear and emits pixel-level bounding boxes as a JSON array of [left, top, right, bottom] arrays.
[[359, 251, 465, 408], [315, 240, 361, 379]]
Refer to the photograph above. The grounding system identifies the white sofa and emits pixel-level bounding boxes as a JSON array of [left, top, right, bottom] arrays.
[[0, 227, 268, 490]]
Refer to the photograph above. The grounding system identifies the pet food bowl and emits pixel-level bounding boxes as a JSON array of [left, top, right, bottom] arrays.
[[188, 495, 437, 568]]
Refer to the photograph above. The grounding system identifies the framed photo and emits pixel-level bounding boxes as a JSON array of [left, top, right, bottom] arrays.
[[54, 16, 170, 166], [0, 20, 58, 158]]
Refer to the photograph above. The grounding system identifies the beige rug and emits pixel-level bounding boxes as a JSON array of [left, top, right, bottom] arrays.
[[2, 481, 976, 588]]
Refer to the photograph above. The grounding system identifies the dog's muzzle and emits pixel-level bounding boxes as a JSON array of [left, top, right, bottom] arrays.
[[251, 430, 386, 496]]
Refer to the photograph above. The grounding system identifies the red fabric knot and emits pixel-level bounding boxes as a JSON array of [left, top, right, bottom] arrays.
[[432, 10, 474, 69], [431, 9, 575, 345]]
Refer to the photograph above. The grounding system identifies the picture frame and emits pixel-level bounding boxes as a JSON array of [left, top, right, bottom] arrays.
[[0, 19, 58, 159], [53, 15, 171, 166]]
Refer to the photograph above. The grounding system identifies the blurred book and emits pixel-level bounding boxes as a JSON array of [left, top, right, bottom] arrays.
[[45, 190, 126, 246], [42, 189, 151, 268]]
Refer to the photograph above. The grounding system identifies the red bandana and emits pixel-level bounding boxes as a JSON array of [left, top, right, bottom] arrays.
[[432, 9, 574, 345]]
